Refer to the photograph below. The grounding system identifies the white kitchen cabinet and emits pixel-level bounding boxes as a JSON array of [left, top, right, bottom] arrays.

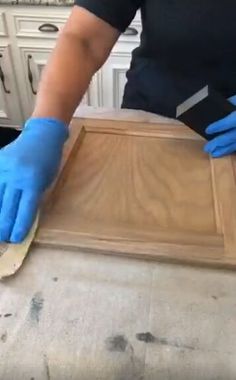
[[0, 43, 23, 126], [96, 20, 141, 107], [17, 45, 50, 117], [0, 5, 141, 125], [99, 53, 131, 108], [17, 44, 96, 118], [13, 11, 68, 39]]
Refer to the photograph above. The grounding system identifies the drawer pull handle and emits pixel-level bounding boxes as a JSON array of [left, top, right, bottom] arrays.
[[39, 23, 59, 33], [123, 27, 138, 36], [0, 54, 11, 94], [27, 55, 37, 95]]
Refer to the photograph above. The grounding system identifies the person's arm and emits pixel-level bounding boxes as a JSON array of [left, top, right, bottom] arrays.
[[0, 6, 121, 244], [32, 5, 120, 124]]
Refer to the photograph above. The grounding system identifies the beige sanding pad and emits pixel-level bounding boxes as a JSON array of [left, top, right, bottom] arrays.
[[0, 214, 39, 280]]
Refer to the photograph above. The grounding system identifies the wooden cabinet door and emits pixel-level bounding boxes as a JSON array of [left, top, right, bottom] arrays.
[[36, 117, 236, 269]]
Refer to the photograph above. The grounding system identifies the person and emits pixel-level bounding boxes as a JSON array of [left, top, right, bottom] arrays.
[[1, 0, 236, 243]]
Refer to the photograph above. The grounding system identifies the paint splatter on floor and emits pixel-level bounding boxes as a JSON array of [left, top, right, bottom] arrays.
[[30, 292, 44, 323], [105, 335, 128, 352]]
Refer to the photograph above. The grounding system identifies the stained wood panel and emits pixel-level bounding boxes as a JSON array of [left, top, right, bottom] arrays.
[[35, 118, 236, 269]]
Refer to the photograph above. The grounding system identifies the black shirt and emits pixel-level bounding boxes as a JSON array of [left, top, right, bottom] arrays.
[[75, 0, 236, 118]]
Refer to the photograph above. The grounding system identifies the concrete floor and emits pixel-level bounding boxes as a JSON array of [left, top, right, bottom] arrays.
[[0, 246, 236, 380]]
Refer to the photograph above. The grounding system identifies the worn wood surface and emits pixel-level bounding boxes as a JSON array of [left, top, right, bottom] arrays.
[[36, 116, 236, 269]]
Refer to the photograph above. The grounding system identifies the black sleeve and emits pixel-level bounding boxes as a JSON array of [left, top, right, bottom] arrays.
[[74, 0, 142, 32]]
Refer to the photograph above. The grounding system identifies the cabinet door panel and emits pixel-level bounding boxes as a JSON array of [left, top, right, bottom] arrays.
[[0, 11, 8, 37], [100, 53, 132, 108]]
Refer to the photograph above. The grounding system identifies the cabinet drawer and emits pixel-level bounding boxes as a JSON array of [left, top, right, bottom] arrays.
[[120, 22, 141, 44], [0, 11, 8, 37], [13, 13, 69, 38], [120, 13, 141, 44]]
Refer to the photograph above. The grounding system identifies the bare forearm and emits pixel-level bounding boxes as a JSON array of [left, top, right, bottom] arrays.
[[32, 6, 119, 124], [32, 32, 98, 124]]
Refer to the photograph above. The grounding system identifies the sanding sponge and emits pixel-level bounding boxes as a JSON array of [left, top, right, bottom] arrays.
[[0, 214, 39, 280], [176, 85, 236, 140]]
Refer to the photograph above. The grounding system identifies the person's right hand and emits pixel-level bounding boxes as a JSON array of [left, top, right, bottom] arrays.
[[0, 118, 68, 243]]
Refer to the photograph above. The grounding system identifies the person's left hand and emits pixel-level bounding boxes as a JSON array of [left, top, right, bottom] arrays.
[[204, 95, 236, 158]]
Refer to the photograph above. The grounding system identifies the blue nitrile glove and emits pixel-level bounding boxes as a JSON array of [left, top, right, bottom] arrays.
[[0, 118, 68, 243], [204, 96, 236, 158]]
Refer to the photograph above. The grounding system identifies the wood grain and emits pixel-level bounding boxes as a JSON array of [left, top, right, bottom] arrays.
[[44, 132, 215, 233], [211, 156, 236, 258], [36, 118, 236, 269]]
